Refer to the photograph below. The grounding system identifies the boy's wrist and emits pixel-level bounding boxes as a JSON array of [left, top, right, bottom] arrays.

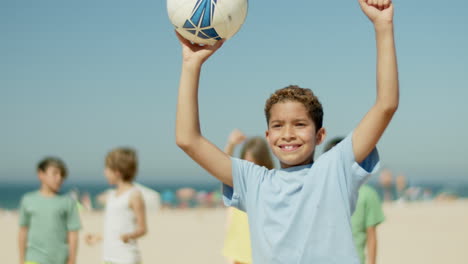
[[182, 59, 203, 71], [182, 62, 202, 75], [374, 21, 394, 33]]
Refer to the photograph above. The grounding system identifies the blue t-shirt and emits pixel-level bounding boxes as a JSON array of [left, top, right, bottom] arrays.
[[223, 132, 380, 264]]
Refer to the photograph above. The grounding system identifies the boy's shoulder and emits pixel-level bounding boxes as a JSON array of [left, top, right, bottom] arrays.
[[55, 193, 77, 205], [21, 190, 40, 201]]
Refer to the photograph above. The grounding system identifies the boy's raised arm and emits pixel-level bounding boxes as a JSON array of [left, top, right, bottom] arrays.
[[353, 0, 399, 163], [175, 33, 234, 186]]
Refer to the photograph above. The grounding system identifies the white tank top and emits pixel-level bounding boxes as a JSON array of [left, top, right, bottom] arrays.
[[103, 187, 141, 263]]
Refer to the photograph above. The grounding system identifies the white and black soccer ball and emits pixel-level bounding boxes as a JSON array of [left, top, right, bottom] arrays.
[[167, 0, 248, 45]]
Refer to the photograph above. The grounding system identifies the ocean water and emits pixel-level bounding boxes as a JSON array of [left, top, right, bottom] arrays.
[[0, 181, 221, 210], [1, 180, 468, 210]]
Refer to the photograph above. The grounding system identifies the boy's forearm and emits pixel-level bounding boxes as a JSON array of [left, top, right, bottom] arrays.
[[123, 228, 147, 240], [18, 228, 27, 263], [224, 142, 236, 156], [366, 227, 378, 264], [67, 231, 78, 264], [375, 23, 399, 112], [176, 62, 203, 148]]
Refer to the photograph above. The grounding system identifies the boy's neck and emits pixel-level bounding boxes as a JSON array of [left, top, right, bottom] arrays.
[[280, 162, 314, 170], [39, 186, 59, 197], [279, 156, 314, 169], [115, 181, 133, 192]]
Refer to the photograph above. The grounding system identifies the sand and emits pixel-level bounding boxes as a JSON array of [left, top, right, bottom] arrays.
[[1, 201, 467, 264]]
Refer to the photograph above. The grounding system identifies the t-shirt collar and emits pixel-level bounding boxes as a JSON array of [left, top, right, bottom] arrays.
[[280, 162, 313, 172]]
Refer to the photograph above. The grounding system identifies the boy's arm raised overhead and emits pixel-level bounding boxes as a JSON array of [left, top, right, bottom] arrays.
[[353, 0, 399, 163], [175, 33, 234, 186]]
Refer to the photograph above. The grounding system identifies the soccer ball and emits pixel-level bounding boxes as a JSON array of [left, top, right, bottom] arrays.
[[167, 0, 248, 45]]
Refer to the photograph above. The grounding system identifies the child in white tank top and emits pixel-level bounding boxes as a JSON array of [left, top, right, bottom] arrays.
[[86, 148, 147, 264]]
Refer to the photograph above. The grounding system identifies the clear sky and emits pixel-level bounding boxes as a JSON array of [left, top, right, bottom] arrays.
[[1, 0, 467, 185]]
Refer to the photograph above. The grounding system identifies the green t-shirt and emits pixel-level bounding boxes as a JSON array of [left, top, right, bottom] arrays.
[[351, 185, 385, 264], [19, 191, 81, 264]]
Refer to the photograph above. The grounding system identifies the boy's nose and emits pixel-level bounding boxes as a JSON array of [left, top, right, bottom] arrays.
[[281, 126, 295, 140]]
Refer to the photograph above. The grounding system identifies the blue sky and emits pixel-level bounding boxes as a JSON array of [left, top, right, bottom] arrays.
[[1, 0, 467, 185]]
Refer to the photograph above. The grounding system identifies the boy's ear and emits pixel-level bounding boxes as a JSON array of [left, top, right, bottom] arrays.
[[316, 128, 327, 145]]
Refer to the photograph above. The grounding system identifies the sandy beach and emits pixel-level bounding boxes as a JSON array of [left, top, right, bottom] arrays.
[[2, 201, 467, 264]]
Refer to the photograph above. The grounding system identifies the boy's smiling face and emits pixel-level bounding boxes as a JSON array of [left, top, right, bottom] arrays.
[[266, 101, 326, 168]]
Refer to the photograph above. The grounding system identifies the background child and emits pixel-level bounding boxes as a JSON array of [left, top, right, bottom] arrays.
[[175, 0, 398, 262], [86, 147, 147, 264], [18, 157, 81, 264], [325, 138, 385, 264], [222, 129, 274, 264]]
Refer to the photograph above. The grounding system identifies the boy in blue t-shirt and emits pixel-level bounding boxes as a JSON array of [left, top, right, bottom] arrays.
[[175, 0, 398, 263], [18, 157, 81, 264]]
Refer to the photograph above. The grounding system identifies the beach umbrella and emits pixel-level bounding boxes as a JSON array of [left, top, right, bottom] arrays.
[[96, 182, 161, 212], [134, 182, 161, 213], [176, 187, 196, 208], [161, 189, 176, 208]]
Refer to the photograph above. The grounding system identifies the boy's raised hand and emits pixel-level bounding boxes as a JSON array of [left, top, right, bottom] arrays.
[[225, 129, 247, 156], [359, 0, 394, 26], [228, 129, 247, 146], [176, 31, 225, 66]]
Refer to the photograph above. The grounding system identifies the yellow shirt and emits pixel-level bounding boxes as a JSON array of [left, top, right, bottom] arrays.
[[222, 208, 252, 264]]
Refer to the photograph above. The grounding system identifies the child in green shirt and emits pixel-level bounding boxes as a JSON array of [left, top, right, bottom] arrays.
[[352, 184, 385, 264], [18, 157, 81, 264]]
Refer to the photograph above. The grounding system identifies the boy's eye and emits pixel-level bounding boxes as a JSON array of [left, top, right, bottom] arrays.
[[296, 123, 306, 127], [272, 124, 282, 128]]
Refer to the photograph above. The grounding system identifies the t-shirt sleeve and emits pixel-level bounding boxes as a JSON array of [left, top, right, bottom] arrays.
[[66, 198, 81, 231], [331, 131, 380, 206], [364, 188, 385, 228], [222, 157, 267, 212], [18, 196, 30, 227]]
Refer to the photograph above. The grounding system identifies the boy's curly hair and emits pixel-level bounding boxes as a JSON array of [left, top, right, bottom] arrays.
[[264, 85, 323, 131]]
